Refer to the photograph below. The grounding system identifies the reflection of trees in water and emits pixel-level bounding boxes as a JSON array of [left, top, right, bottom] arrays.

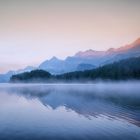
[[1, 85, 140, 127]]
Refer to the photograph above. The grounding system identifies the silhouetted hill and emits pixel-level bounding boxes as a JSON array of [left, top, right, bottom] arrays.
[[11, 70, 52, 82], [10, 57, 140, 82]]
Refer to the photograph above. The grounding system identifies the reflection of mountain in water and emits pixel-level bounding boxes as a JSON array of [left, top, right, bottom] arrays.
[[2, 84, 140, 127]]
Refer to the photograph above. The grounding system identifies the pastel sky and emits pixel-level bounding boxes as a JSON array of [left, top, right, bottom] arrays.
[[0, 0, 140, 73]]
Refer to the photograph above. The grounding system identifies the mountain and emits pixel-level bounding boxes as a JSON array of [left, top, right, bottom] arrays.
[[1, 37, 140, 82], [39, 57, 65, 74], [77, 63, 95, 71], [10, 56, 140, 82], [39, 38, 140, 74], [75, 49, 105, 58], [56, 56, 140, 80], [0, 71, 15, 83], [100, 38, 140, 65], [39, 56, 99, 74], [17, 66, 36, 74], [0, 66, 36, 83]]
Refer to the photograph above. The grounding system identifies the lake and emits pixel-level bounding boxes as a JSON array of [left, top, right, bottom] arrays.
[[0, 83, 140, 140]]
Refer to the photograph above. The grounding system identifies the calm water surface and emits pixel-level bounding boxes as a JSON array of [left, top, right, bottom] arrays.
[[0, 83, 140, 140]]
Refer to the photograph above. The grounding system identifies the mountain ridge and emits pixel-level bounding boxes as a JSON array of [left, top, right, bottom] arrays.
[[50, 38, 140, 73], [1, 37, 140, 82], [10, 56, 140, 82]]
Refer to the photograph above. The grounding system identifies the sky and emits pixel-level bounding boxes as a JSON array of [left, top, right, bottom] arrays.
[[0, 0, 140, 73]]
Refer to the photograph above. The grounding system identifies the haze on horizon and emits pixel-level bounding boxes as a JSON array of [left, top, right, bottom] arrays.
[[0, 0, 140, 73]]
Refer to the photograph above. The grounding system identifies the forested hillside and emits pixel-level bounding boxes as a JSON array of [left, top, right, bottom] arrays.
[[10, 57, 140, 82]]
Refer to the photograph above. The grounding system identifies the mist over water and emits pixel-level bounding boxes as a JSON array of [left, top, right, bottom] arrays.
[[0, 82, 140, 140]]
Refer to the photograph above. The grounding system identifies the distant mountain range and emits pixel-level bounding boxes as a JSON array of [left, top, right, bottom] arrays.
[[39, 38, 140, 73], [1, 37, 140, 82], [10, 57, 140, 82], [0, 66, 36, 83]]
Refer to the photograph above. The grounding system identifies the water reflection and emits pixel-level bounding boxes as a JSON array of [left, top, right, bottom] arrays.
[[0, 83, 140, 140]]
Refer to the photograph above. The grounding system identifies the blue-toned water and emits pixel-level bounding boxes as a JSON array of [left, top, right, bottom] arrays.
[[0, 83, 140, 140]]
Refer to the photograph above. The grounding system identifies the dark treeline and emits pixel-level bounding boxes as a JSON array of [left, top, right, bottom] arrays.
[[10, 57, 140, 82], [10, 70, 52, 82]]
